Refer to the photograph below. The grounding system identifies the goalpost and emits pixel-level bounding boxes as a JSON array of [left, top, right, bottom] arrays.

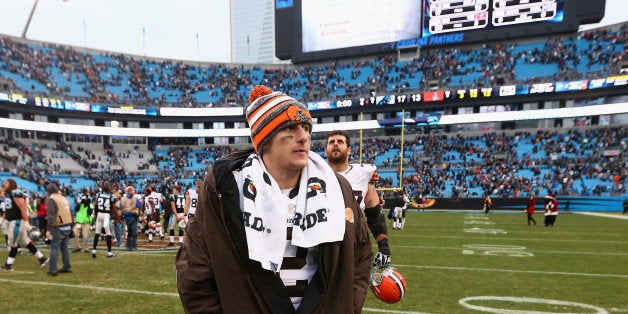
[[358, 110, 406, 193]]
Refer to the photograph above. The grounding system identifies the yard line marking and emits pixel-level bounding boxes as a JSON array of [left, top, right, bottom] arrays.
[[390, 245, 628, 256], [575, 212, 628, 220], [0, 278, 179, 297], [394, 235, 625, 244], [363, 308, 428, 314], [0, 278, 428, 314], [459, 296, 608, 314], [0, 271, 35, 274], [396, 265, 628, 279], [400, 227, 625, 236]]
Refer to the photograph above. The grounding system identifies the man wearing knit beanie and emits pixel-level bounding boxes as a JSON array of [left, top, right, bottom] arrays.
[[245, 85, 313, 154], [177, 85, 372, 313]]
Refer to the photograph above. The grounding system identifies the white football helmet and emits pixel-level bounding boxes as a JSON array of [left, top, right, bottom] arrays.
[[28, 229, 42, 241], [177, 219, 186, 230]]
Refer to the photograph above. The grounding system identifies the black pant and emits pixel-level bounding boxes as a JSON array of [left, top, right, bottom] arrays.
[[527, 213, 536, 225], [544, 215, 556, 226]]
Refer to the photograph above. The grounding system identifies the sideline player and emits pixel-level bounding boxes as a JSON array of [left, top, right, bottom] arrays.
[[0, 178, 48, 271], [325, 130, 391, 268], [166, 186, 185, 246], [144, 186, 164, 242], [392, 190, 409, 229], [184, 181, 200, 221], [91, 184, 118, 258]]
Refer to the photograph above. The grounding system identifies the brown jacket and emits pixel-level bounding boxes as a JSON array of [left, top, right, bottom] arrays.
[[176, 149, 373, 313]]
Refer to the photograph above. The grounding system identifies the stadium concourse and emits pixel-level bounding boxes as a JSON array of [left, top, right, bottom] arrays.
[[0, 23, 625, 108]]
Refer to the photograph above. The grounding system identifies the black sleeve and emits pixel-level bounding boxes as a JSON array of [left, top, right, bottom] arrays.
[[364, 204, 390, 255]]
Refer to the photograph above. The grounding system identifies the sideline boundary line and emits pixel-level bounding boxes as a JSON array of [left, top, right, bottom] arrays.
[[0, 278, 179, 297], [391, 245, 628, 256], [397, 264, 628, 279], [0, 278, 426, 313], [363, 308, 427, 314], [575, 212, 628, 220], [394, 234, 625, 244]]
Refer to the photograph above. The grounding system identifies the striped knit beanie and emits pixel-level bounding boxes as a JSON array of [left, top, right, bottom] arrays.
[[246, 85, 312, 152]]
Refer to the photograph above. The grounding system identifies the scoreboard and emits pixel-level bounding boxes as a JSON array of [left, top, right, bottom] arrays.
[[427, 0, 490, 34], [424, 0, 563, 37], [493, 0, 559, 26], [277, 0, 605, 63]]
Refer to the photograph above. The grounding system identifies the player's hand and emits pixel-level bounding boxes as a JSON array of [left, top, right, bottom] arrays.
[[372, 251, 391, 269]]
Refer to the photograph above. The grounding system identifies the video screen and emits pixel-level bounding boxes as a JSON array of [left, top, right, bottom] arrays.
[[301, 0, 422, 53], [423, 0, 564, 37]]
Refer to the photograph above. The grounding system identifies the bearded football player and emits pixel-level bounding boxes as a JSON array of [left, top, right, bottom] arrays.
[[326, 130, 391, 269]]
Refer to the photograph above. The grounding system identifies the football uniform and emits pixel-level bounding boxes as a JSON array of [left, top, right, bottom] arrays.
[[150, 191, 164, 218], [336, 163, 378, 211], [393, 194, 409, 229], [94, 192, 118, 236], [3, 189, 31, 247], [187, 189, 198, 218], [145, 192, 164, 241], [0, 188, 48, 269], [167, 193, 186, 244]]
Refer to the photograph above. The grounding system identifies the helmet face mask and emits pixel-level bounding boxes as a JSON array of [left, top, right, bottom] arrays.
[[28, 229, 42, 241], [369, 267, 407, 304]]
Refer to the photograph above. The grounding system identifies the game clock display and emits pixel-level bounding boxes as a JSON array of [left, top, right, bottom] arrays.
[[424, 0, 563, 36]]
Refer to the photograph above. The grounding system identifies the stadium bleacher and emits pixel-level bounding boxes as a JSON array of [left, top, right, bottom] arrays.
[[0, 23, 625, 108]]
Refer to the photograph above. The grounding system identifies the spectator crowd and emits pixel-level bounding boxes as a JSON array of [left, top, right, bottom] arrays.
[[0, 23, 625, 108]]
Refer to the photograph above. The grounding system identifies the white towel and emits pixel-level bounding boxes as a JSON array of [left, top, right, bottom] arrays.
[[236, 152, 346, 272]]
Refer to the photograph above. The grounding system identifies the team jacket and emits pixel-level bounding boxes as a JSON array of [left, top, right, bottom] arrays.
[[176, 148, 373, 314]]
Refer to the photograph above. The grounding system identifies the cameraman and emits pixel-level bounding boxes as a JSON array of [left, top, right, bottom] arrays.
[[120, 186, 142, 251], [72, 189, 92, 252]]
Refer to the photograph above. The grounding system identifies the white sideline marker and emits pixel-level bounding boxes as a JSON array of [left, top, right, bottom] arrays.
[[0, 278, 427, 313], [0, 278, 179, 297], [397, 265, 628, 279]]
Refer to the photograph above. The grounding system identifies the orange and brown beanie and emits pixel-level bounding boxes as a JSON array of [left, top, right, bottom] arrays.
[[246, 85, 313, 152]]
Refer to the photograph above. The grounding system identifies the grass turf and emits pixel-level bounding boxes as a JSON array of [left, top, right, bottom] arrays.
[[0, 211, 626, 313]]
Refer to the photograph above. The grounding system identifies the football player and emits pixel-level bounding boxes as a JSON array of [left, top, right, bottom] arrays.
[[144, 186, 164, 242], [91, 183, 118, 258], [0, 178, 48, 271], [392, 190, 409, 229], [184, 181, 200, 220], [325, 130, 391, 269], [166, 186, 185, 246]]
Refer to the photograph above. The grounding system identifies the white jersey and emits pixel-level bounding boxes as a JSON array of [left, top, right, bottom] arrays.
[[336, 163, 378, 211], [149, 192, 163, 213], [187, 189, 198, 216], [144, 195, 153, 215], [144, 192, 162, 215]]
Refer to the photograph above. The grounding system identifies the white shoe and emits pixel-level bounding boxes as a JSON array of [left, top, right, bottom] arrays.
[[107, 252, 115, 258]]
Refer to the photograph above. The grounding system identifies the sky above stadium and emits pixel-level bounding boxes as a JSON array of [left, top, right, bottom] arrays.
[[0, 0, 231, 62], [0, 0, 625, 63]]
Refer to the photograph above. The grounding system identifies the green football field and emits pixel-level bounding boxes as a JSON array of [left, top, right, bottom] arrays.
[[1, 211, 626, 313]]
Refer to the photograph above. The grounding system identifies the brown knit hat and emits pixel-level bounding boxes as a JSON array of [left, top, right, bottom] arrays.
[[246, 85, 312, 152]]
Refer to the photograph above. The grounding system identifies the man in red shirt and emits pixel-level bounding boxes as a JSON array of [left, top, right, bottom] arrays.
[[526, 196, 537, 226]]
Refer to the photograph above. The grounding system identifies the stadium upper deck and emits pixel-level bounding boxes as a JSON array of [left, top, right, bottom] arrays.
[[0, 23, 625, 109]]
